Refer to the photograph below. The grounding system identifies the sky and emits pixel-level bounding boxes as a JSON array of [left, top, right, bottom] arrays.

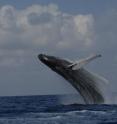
[[0, 0, 117, 100]]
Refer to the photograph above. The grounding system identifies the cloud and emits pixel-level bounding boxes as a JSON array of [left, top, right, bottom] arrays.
[[0, 4, 94, 49], [0, 4, 95, 66], [28, 12, 53, 25], [0, 5, 16, 30], [0, 4, 116, 68], [74, 15, 94, 47]]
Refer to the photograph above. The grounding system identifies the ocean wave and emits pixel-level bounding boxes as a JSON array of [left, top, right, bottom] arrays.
[[0, 95, 117, 124], [0, 109, 117, 124]]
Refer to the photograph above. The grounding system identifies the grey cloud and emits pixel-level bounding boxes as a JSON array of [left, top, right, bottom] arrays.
[[0, 4, 94, 54], [28, 12, 53, 25], [0, 4, 116, 69], [0, 5, 18, 31]]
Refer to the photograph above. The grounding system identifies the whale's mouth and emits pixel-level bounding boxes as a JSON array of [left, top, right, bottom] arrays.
[[38, 54, 59, 69], [38, 54, 49, 62], [38, 54, 71, 73]]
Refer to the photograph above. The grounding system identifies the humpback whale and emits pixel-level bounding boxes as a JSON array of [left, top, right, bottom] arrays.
[[38, 54, 108, 104]]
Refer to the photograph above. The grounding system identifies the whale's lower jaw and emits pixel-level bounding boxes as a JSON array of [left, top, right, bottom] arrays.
[[38, 54, 104, 104]]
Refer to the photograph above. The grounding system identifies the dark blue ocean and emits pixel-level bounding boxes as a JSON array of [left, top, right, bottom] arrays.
[[0, 95, 116, 124]]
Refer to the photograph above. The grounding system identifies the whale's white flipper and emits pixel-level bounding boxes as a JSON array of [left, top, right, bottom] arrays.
[[68, 54, 102, 70]]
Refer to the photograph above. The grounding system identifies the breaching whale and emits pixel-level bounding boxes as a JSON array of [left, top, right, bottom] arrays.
[[38, 54, 108, 104]]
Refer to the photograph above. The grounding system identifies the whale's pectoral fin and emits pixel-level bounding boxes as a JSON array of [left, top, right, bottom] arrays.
[[67, 54, 102, 70]]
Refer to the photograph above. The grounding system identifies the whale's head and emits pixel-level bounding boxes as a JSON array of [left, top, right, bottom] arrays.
[[38, 54, 71, 73]]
